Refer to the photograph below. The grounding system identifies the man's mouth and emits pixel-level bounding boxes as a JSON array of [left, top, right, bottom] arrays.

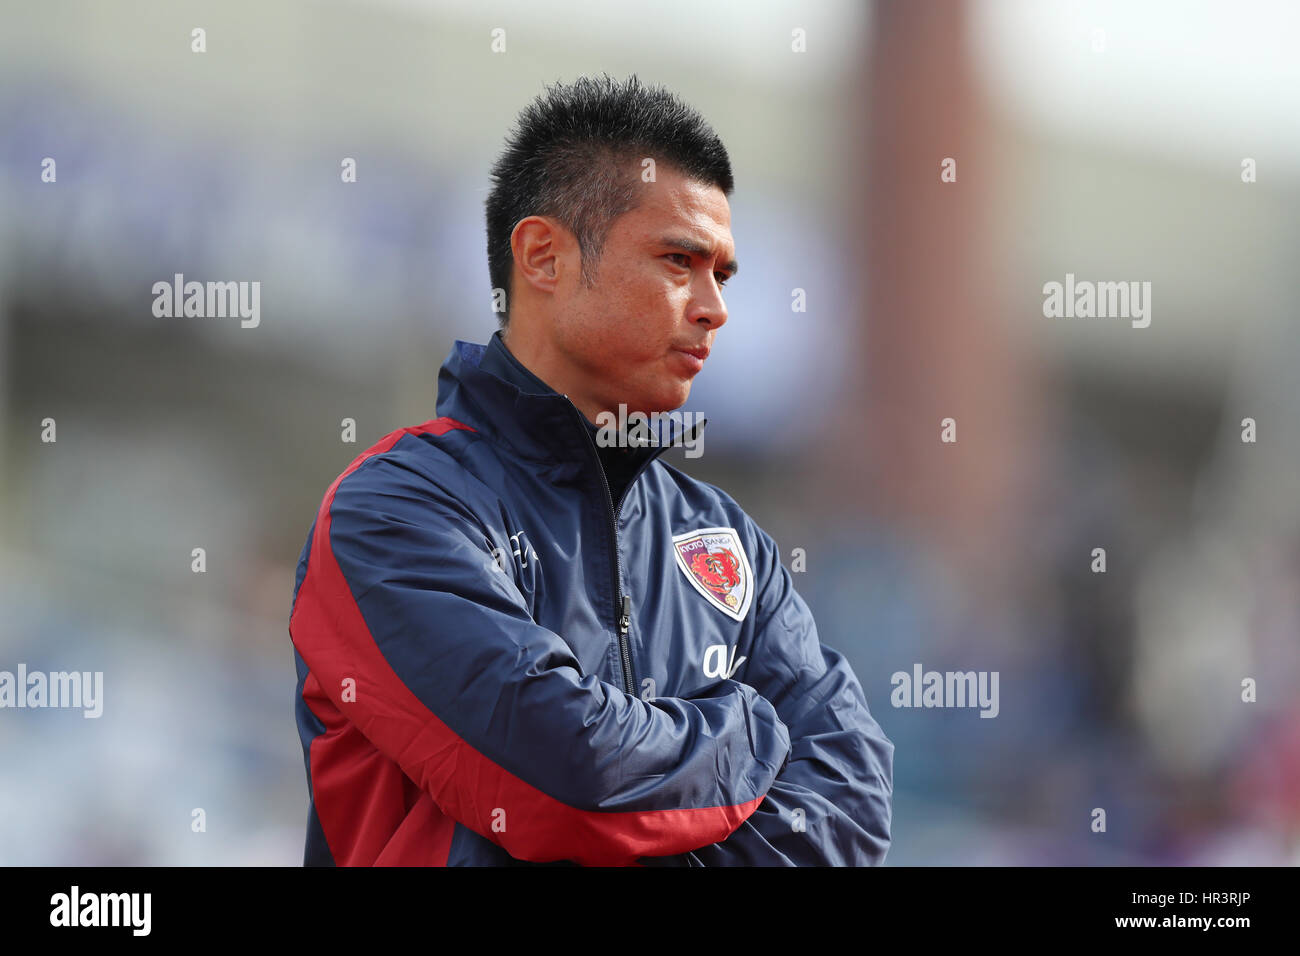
[[671, 345, 709, 376]]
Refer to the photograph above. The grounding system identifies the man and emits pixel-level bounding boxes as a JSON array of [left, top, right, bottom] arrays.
[[289, 74, 894, 866]]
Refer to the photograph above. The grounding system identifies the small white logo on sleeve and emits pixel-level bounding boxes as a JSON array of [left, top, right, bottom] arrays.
[[702, 643, 747, 680]]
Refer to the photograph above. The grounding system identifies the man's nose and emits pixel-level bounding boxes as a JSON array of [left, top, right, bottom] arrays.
[[690, 277, 728, 329]]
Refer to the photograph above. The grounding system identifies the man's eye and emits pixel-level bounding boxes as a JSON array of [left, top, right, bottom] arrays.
[[665, 254, 728, 287]]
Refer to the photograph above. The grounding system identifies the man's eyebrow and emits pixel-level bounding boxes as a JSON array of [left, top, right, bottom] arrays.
[[659, 236, 738, 276]]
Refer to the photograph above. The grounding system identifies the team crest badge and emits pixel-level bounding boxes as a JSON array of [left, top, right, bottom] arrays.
[[672, 527, 753, 622]]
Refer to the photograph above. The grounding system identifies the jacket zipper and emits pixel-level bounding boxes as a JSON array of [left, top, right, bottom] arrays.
[[569, 404, 695, 696], [571, 406, 636, 695]]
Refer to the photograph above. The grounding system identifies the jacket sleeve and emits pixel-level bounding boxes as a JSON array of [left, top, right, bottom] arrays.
[[642, 525, 894, 866], [290, 453, 791, 867]]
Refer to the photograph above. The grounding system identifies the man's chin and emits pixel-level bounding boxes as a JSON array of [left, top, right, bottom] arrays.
[[633, 387, 691, 416]]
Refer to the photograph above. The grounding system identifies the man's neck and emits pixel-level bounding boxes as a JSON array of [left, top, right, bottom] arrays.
[[500, 325, 604, 425]]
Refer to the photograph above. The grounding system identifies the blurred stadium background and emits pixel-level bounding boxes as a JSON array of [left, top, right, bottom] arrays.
[[1, 0, 1297, 864]]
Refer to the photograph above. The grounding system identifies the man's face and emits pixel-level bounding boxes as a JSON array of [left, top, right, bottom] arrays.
[[544, 165, 735, 417]]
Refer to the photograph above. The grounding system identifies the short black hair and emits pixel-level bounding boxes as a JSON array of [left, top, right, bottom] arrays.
[[485, 74, 734, 327]]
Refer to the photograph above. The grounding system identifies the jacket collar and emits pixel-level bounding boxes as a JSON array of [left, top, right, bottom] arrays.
[[435, 332, 706, 466], [478, 329, 557, 398]]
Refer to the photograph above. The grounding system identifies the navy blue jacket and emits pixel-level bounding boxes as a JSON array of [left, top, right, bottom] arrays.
[[289, 334, 894, 866]]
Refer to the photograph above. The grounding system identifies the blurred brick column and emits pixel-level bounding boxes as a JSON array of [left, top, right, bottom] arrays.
[[817, 0, 1044, 596]]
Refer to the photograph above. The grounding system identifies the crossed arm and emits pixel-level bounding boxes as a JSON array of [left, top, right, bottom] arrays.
[[639, 527, 895, 866]]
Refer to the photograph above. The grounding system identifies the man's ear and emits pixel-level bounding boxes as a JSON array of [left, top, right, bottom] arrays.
[[511, 216, 571, 296]]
